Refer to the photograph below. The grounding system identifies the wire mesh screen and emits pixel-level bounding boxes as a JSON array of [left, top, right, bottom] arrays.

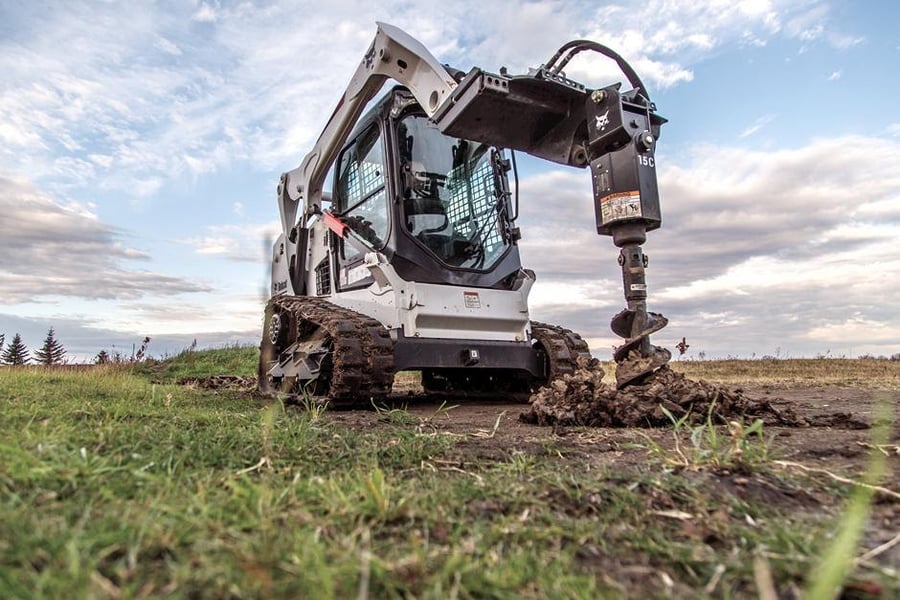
[[344, 160, 383, 207], [446, 159, 503, 253]]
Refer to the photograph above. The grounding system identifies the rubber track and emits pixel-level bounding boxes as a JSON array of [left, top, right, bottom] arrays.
[[530, 321, 593, 381], [268, 296, 394, 405]]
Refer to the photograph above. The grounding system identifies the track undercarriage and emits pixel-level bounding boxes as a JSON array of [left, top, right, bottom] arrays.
[[259, 296, 395, 405], [259, 296, 593, 406]]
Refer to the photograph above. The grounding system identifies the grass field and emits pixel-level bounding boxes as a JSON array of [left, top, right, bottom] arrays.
[[1, 350, 898, 598]]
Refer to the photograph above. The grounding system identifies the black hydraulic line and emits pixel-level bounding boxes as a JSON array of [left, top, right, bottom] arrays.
[[510, 149, 519, 221], [543, 40, 649, 103], [543, 40, 582, 71]]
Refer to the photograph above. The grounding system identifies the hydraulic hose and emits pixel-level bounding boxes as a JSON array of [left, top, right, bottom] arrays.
[[543, 40, 650, 103]]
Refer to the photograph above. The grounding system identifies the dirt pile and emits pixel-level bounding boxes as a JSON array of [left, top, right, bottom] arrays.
[[522, 358, 830, 428]]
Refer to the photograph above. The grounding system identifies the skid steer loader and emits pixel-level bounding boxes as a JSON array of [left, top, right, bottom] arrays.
[[260, 23, 670, 404]]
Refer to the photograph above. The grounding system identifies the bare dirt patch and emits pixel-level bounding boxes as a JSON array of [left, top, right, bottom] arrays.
[[183, 368, 895, 475], [325, 383, 897, 474]]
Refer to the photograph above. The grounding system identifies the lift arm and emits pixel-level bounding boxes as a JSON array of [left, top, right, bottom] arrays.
[[278, 22, 458, 235]]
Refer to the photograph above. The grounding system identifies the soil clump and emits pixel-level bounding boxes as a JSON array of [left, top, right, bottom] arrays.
[[521, 358, 861, 429]]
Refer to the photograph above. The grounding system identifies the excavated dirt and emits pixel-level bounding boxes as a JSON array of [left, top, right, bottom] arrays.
[[520, 359, 867, 429]]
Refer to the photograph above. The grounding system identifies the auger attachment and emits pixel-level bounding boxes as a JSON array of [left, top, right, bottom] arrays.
[[608, 224, 671, 387], [585, 83, 670, 388]]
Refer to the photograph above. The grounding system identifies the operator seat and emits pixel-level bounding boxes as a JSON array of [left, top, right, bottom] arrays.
[[403, 160, 450, 246]]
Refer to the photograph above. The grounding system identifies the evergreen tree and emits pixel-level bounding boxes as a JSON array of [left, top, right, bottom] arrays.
[[1, 333, 30, 365], [95, 350, 110, 365], [34, 327, 67, 365]]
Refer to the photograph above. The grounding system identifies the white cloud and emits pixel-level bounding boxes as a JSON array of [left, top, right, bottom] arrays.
[[556, 0, 793, 88], [185, 221, 280, 263], [126, 178, 164, 198], [108, 295, 265, 335], [784, 2, 864, 51], [827, 33, 864, 49], [191, 3, 218, 23], [154, 36, 183, 56], [738, 114, 776, 138], [0, 175, 209, 303], [88, 154, 114, 168], [806, 316, 900, 345], [515, 133, 900, 358], [785, 4, 828, 41], [0, 0, 827, 199], [658, 237, 899, 302]]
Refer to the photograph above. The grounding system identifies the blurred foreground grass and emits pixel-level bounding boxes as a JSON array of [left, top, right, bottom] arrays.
[[1, 355, 897, 598]]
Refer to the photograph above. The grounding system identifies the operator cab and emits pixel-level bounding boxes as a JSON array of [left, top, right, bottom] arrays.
[[398, 114, 509, 270], [331, 87, 524, 291]]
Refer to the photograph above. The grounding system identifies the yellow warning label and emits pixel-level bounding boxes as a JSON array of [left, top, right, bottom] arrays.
[[599, 190, 641, 223]]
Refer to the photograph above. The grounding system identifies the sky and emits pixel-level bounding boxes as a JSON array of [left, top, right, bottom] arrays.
[[1, 0, 898, 362]]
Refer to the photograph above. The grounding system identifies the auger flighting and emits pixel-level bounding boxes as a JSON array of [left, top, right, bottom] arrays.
[[609, 223, 670, 388]]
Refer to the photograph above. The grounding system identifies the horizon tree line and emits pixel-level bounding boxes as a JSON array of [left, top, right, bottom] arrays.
[[1, 328, 68, 366], [0, 329, 153, 366]]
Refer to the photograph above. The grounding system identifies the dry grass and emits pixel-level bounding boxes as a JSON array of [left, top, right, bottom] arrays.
[[391, 370, 423, 394], [396, 359, 900, 393], [668, 358, 900, 389]]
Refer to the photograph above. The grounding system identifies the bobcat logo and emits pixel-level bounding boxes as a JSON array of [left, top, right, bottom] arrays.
[[595, 110, 610, 131]]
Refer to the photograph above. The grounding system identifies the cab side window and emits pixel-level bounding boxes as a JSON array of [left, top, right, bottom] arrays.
[[335, 124, 388, 252]]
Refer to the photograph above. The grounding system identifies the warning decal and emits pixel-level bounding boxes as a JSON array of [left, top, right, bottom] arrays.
[[463, 291, 481, 309], [599, 190, 642, 224]]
